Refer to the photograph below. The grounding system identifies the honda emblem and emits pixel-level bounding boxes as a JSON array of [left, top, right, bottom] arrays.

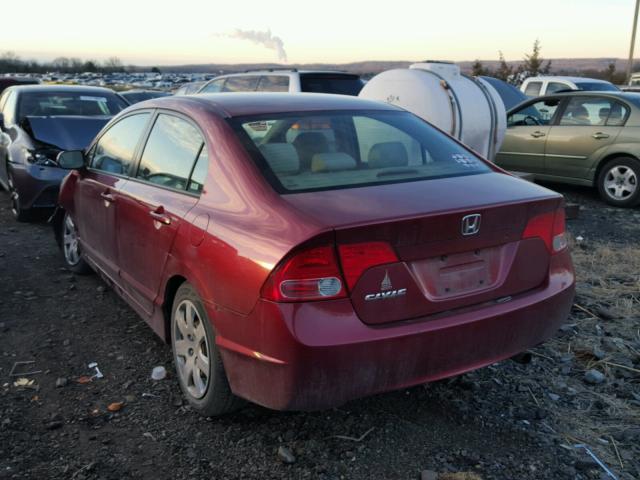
[[461, 214, 481, 236]]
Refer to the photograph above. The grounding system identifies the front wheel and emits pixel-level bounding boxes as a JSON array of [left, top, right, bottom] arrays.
[[60, 211, 91, 274], [597, 157, 640, 207], [171, 283, 242, 417]]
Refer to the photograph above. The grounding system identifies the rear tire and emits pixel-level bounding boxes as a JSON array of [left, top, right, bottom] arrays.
[[171, 283, 242, 417], [597, 157, 640, 207], [8, 173, 31, 222], [60, 211, 91, 274]]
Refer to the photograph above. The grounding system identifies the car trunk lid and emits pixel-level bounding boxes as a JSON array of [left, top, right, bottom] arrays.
[[282, 172, 561, 324]]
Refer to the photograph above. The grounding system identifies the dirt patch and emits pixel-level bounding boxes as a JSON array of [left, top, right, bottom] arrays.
[[0, 185, 638, 480]]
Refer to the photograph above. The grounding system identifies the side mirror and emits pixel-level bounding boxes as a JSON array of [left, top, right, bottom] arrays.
[[0, 132, 10, 148], [57, 150, 85, 169]]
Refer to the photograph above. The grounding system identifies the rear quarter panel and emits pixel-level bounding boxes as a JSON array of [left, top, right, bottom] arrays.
[[587, 127, 640, 180], [158, 112, 326, 316]]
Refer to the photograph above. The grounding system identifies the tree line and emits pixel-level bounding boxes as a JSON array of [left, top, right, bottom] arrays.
[[0, 52, 161, 74], [471, 40, 628, 85]]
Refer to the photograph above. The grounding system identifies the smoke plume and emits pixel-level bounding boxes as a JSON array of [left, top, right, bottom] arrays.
[[224, 28, 288, 63]]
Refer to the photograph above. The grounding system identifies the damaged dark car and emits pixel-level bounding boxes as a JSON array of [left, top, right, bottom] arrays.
[[0, 85, 127, 220]]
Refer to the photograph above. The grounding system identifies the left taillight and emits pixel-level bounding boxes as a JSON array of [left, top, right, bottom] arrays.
[[260, 245, 346, 302], [522, 206, 567, 254]]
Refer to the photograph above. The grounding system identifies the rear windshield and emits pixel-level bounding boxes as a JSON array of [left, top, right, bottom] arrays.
[[231, 110, 491, 193], [300, 74, 364, 96], [17, 91, 127, 120], [574, 82, 619, 92]]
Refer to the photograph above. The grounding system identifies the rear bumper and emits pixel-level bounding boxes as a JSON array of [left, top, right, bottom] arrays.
[[10, 163, 66, 209], [213, 252, 575, 411]]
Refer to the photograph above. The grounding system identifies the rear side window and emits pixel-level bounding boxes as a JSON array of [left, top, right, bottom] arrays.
[[136, 113, 205, 192], [200, 79, 225, 93], [257, 76, 289, 92], [223, 76, 259, 92], [232, 110, 490, 193], [574, 82, 619, 92], [300, 74, 364, 96], [559, 97, 629, 126], [91, 113, 150, 175], [188, 148, 208, 194], [524, 81, 542, 97]]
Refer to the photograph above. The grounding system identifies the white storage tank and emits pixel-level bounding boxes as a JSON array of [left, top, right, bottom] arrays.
[[359, 62, 506, 160]]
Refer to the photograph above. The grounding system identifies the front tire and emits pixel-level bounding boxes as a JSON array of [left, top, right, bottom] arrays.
[[597, 157, 640, 207], [8, 172, 31, 222], [171, 283, 242, 416], [60, 211, 91, 274]]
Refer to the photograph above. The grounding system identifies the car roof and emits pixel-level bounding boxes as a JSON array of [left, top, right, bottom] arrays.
[[8, 84, 119, 95], [525, 76, 612, 84], [134, 92, 399, 118], [217, 70, 357, 77]]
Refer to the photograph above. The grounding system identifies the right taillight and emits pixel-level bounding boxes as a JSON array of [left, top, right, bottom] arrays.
[[260, 245, 346, 302], [522, 207, 567, 253]]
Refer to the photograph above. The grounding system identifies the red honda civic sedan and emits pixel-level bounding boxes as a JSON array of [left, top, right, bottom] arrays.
[[54, 93, 575, 416]]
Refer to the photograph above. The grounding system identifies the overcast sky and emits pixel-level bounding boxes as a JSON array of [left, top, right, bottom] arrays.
[[1, 0, 635, 65]]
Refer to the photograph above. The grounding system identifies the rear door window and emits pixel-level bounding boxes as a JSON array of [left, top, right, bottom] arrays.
[[91, 113, 150, 175], [257, 76, 289, 92], [136, 113, 205, 192], [524, 81, 542, 97], [559, 97, 628, 126], [223, 76, 259, 92]]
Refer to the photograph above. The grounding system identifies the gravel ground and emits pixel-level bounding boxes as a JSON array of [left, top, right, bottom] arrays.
[[0, 184, 638, 480]]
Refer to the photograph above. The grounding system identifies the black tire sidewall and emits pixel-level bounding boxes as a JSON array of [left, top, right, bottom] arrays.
[[597, 157, 640, 207], [170, 283, 237, 416]]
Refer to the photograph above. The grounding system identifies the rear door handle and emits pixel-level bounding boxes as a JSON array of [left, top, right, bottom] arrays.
[[149, 209, 171, 225], [530, 131, 546, 138], [592, 132, 610, 139], [100, 192, 115, 204]]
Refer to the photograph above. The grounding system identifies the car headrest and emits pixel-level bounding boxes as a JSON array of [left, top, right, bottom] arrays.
[[311, 152, 357, 172], [598, 107, 610, 120], [368, 142, 409, 168], [259, 143, 300, 174]]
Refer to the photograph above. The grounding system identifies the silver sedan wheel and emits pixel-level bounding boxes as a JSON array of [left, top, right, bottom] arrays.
[[174, 300, 210, 399], [63, 214, 81, 266], [603, 165, 637, 200]]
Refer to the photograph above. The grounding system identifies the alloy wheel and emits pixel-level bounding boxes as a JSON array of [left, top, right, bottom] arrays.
[[603, 165, 637, 201], [63, 214, 81, 266], [173, 299, 211, 399]]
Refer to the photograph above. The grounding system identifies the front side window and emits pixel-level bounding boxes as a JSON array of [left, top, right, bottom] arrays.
[[508, 98, 560, 127], [524, 81, 542, 97], [222, 76, 259, 92], [232, 110, 490, 193], [200, 79, 225, 93], [91, 113, 150, 175], [17, 91, 127, 121], [559, 97, 628, 126], [257, 76, 289, 92], [300, 74, 364, 96], [136, 114, 204, 191]]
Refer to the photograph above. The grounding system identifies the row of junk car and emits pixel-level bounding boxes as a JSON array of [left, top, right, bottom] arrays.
[[0, 63, 634, 415]]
